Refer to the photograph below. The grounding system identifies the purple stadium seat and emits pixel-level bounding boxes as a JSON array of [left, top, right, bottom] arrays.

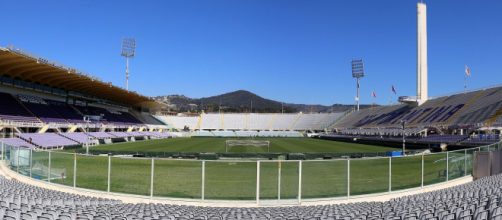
[[0, 138, 37, 148], [17, 133, 78, 149]]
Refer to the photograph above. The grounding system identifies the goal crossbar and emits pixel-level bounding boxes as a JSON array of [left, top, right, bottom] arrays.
[[225, 140, 270, 152]]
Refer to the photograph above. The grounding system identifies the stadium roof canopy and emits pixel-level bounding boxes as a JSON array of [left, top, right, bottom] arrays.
[[0, 47, 162, 109]]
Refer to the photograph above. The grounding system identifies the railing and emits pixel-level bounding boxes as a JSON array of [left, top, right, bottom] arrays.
[[0, 120, 44, 128], [1, 142, 500, 205]]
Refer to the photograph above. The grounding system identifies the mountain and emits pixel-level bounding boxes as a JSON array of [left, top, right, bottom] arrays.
[[153, 90, 373, 113]]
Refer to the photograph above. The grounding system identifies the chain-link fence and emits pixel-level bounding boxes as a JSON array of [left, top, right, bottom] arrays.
[[1, 141, 500, 204]]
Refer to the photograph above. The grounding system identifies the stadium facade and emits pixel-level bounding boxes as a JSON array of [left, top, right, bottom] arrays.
[[0, 46, 176, 149]]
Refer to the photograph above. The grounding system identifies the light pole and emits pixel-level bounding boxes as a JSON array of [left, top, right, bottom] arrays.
[[351, 59, 365, 111], [401, 120, 406, 156], [121, 38, 136, 91]]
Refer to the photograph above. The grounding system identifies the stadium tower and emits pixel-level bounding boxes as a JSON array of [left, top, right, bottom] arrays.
[[416, 2, 428, 105], [400, 2, 429, 105]]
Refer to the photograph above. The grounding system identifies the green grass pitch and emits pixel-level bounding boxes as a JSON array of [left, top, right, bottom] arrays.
[[22, 138, 473, 200], [89, 137, 398, 153]]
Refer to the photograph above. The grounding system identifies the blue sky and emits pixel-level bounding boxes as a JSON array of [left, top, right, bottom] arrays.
[[1, 0, 501, 105]]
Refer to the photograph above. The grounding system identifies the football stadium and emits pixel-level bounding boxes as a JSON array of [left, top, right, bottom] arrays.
[[1, 1, 502, 220]]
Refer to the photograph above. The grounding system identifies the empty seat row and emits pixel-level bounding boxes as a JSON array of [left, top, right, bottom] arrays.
[[1, 169, 502, 219]]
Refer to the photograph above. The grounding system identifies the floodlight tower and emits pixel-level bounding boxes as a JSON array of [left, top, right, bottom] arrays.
[[121, 38, 136, 91], [351, 59, 365, 111]]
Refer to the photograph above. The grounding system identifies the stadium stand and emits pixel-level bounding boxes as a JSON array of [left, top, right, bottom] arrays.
[[0, 47, 172, 144], [58, 132, 94, 145], [0, 138, 36, 148], [191, 130, 304, 137], [222, 114, 246, 130], [17, 133, 79, 149], [0, 78, 171, 149], [235, 130, 259, 137], [0, 92, 41, 124], [0, 131, 173, 150], [131, 112, 166, 126], [88, 132, 116, 139], [143, 131, 173, 138], [1, 169, 502, 219], [292, 113, 344, 131], [257, 130, 303, 137], [0, 91, 154, 128], [46, 100, 86, 124], [156, 112, 345, 132], [191, 130, 216, 137], [154, 115, 198, 130], [336, 127, 425, 137], [199, 114, 221, 130], [247, 113, 275, 130], [210, 130, 237, 137], [418, 135, 469, 144], [271, 113, 298, 131], [73, 105, 142, 125], [106, 132, 134, 138], [462, 134, 501, 145], [19, 95, 68, 124], [334, 86, 502, 130], [328, 86, 502, 147]]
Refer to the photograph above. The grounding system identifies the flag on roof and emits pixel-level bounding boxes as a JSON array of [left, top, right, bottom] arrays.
[[465, 65, 471, 77]]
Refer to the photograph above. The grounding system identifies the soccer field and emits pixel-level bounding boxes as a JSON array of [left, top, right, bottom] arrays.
[[32, 149, 470, 200], [20, 137, 476, 201], [89, 137, 398, 154]]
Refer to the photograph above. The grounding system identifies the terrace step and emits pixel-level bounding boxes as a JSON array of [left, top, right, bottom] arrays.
[[443, 89, 487, 126], [484, 106, 502, 127]]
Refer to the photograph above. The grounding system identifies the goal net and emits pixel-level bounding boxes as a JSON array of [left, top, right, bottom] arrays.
[[225, 140, 270, 152]]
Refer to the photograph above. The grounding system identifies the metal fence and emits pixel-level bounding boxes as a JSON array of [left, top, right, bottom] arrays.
[[1, 142, 500, 204]]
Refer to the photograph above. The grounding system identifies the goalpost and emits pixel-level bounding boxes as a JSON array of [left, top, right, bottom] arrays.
[[225, 140, 270, 153]]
